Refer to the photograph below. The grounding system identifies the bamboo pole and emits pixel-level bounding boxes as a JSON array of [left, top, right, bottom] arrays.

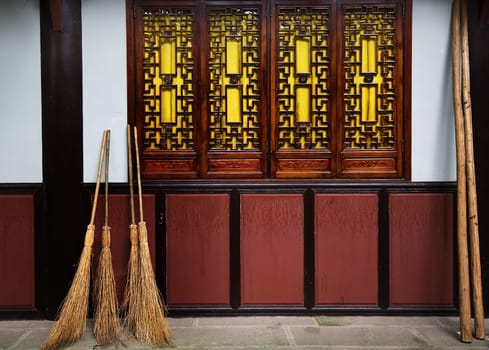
[[451, 0, 472, 343], [460, 0, 485, 340]]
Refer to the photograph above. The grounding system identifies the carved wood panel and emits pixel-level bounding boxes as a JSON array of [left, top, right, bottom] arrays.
[[132, 0, 409, 179]]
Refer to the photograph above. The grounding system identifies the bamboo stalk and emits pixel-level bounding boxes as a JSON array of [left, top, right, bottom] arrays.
[[451, 0, 472, 343], [460, 0, 485, 340], [40, 130, 108, 350]]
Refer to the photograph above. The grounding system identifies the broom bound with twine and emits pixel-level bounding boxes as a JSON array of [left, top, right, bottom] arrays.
[[40, 130, 108, 350], [93, 129, 122, 345], [132, 126, 172, 346], [122, 125, 140, 336]]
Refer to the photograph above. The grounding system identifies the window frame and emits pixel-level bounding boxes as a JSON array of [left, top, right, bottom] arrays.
[[126, 0, 412, 180]]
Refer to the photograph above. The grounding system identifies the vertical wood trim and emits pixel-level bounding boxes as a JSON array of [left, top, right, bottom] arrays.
[[468, 0, 489, 313], [49, 0, 63, 31], [480, 0, 489, 25], [378, 189, 390, 309], [230, 189, 241, 309], [304, 190, 315, 309], [402, 0, 413, 180], [40, 0, 83, 319], [155, 191, 167, 301], [34, 187, 47, 315]]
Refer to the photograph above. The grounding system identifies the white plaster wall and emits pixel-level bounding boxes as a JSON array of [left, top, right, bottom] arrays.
[[81, 0, 457, 182], [0, 0, 42, 183], [411, 0, 456, 181], [82, 0, 128, 182], [0, 0, 453, 183]]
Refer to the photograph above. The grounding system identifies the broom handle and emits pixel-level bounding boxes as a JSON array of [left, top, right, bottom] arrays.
[[461, 0, 485, 339], [104, 130, 111, 226], [452, 0, 472, 343], [89, 130, 108, 226], [134, 126, 144, 222], [127, 125, 136, 225]]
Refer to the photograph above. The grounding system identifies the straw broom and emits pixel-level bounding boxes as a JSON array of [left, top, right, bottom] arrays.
[[93, 130, 122, 345], [133, 126, 172, 346], [40, 130, 108, 350], [122, 125, 141, 336], [451, 0, 472, 343], [460, 0, 485, 340]]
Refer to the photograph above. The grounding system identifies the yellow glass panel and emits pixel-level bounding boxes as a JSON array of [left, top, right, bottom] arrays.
[[295, 38, 311, 74], [296, 87, 310, 123], [161, 87, 176, 123], [361, 36, 377, 73], [226, 38, 241, 75], [226, 87, 242, 123], [361, 85, 376, 122], [161, 39, 176, 75]]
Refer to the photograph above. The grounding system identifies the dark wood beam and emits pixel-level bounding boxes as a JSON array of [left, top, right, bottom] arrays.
[[49, 0, 63, 31], [481, 0, 489, 25], [468, 0, 489, 312], [41, 0, 84, 319]]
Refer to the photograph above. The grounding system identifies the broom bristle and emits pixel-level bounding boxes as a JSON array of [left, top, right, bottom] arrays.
[[93, 226, 121, 346], [122, 223, 140, 336], [135, 221, 172, 346], [40, 225, 94, 350]]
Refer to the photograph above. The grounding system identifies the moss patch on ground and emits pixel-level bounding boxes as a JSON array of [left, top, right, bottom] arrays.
[[314, 316, 350, 327]]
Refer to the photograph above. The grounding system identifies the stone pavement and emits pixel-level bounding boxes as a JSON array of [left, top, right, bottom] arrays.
[[0, 316, 488, 349]]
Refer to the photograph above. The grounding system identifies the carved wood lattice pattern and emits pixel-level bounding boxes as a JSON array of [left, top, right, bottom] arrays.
[[276, 7, 330, 150], [343, 5, 397, 150], [207, 8, 262, 151], [143, 9, 194, 151]]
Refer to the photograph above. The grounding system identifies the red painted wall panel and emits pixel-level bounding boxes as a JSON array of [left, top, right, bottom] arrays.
[[315, 194, 378, 305], [166, 194, 230, 305], [390, 193, 454, 306], [0, 195, 35, 307], [241, 194, 303, 305], [94, 194, 155, 303]]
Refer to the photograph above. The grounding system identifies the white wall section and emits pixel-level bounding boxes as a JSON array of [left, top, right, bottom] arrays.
[[411, 0, 456, 181], [0, 0, 42, 183], [82, 0, 128, 182], [0, 0, 456, 183]]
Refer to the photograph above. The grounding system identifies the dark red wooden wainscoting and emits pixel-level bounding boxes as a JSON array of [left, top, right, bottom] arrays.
[[0, 195, 35, 307], [0, 184, 457, 317], [166, 194, 230, 306], [157, 186, 455, 313], [389, 193, 454, 306], [315, 194, 378, 305], [241, 194, 304, 305], [93, 194, 156, 303]]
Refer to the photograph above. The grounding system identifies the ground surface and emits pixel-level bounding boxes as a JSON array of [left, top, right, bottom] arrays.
[[0, 316, 488, 349]]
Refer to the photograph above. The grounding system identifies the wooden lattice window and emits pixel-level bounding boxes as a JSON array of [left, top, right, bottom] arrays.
[[128, 0, 411, 179]]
